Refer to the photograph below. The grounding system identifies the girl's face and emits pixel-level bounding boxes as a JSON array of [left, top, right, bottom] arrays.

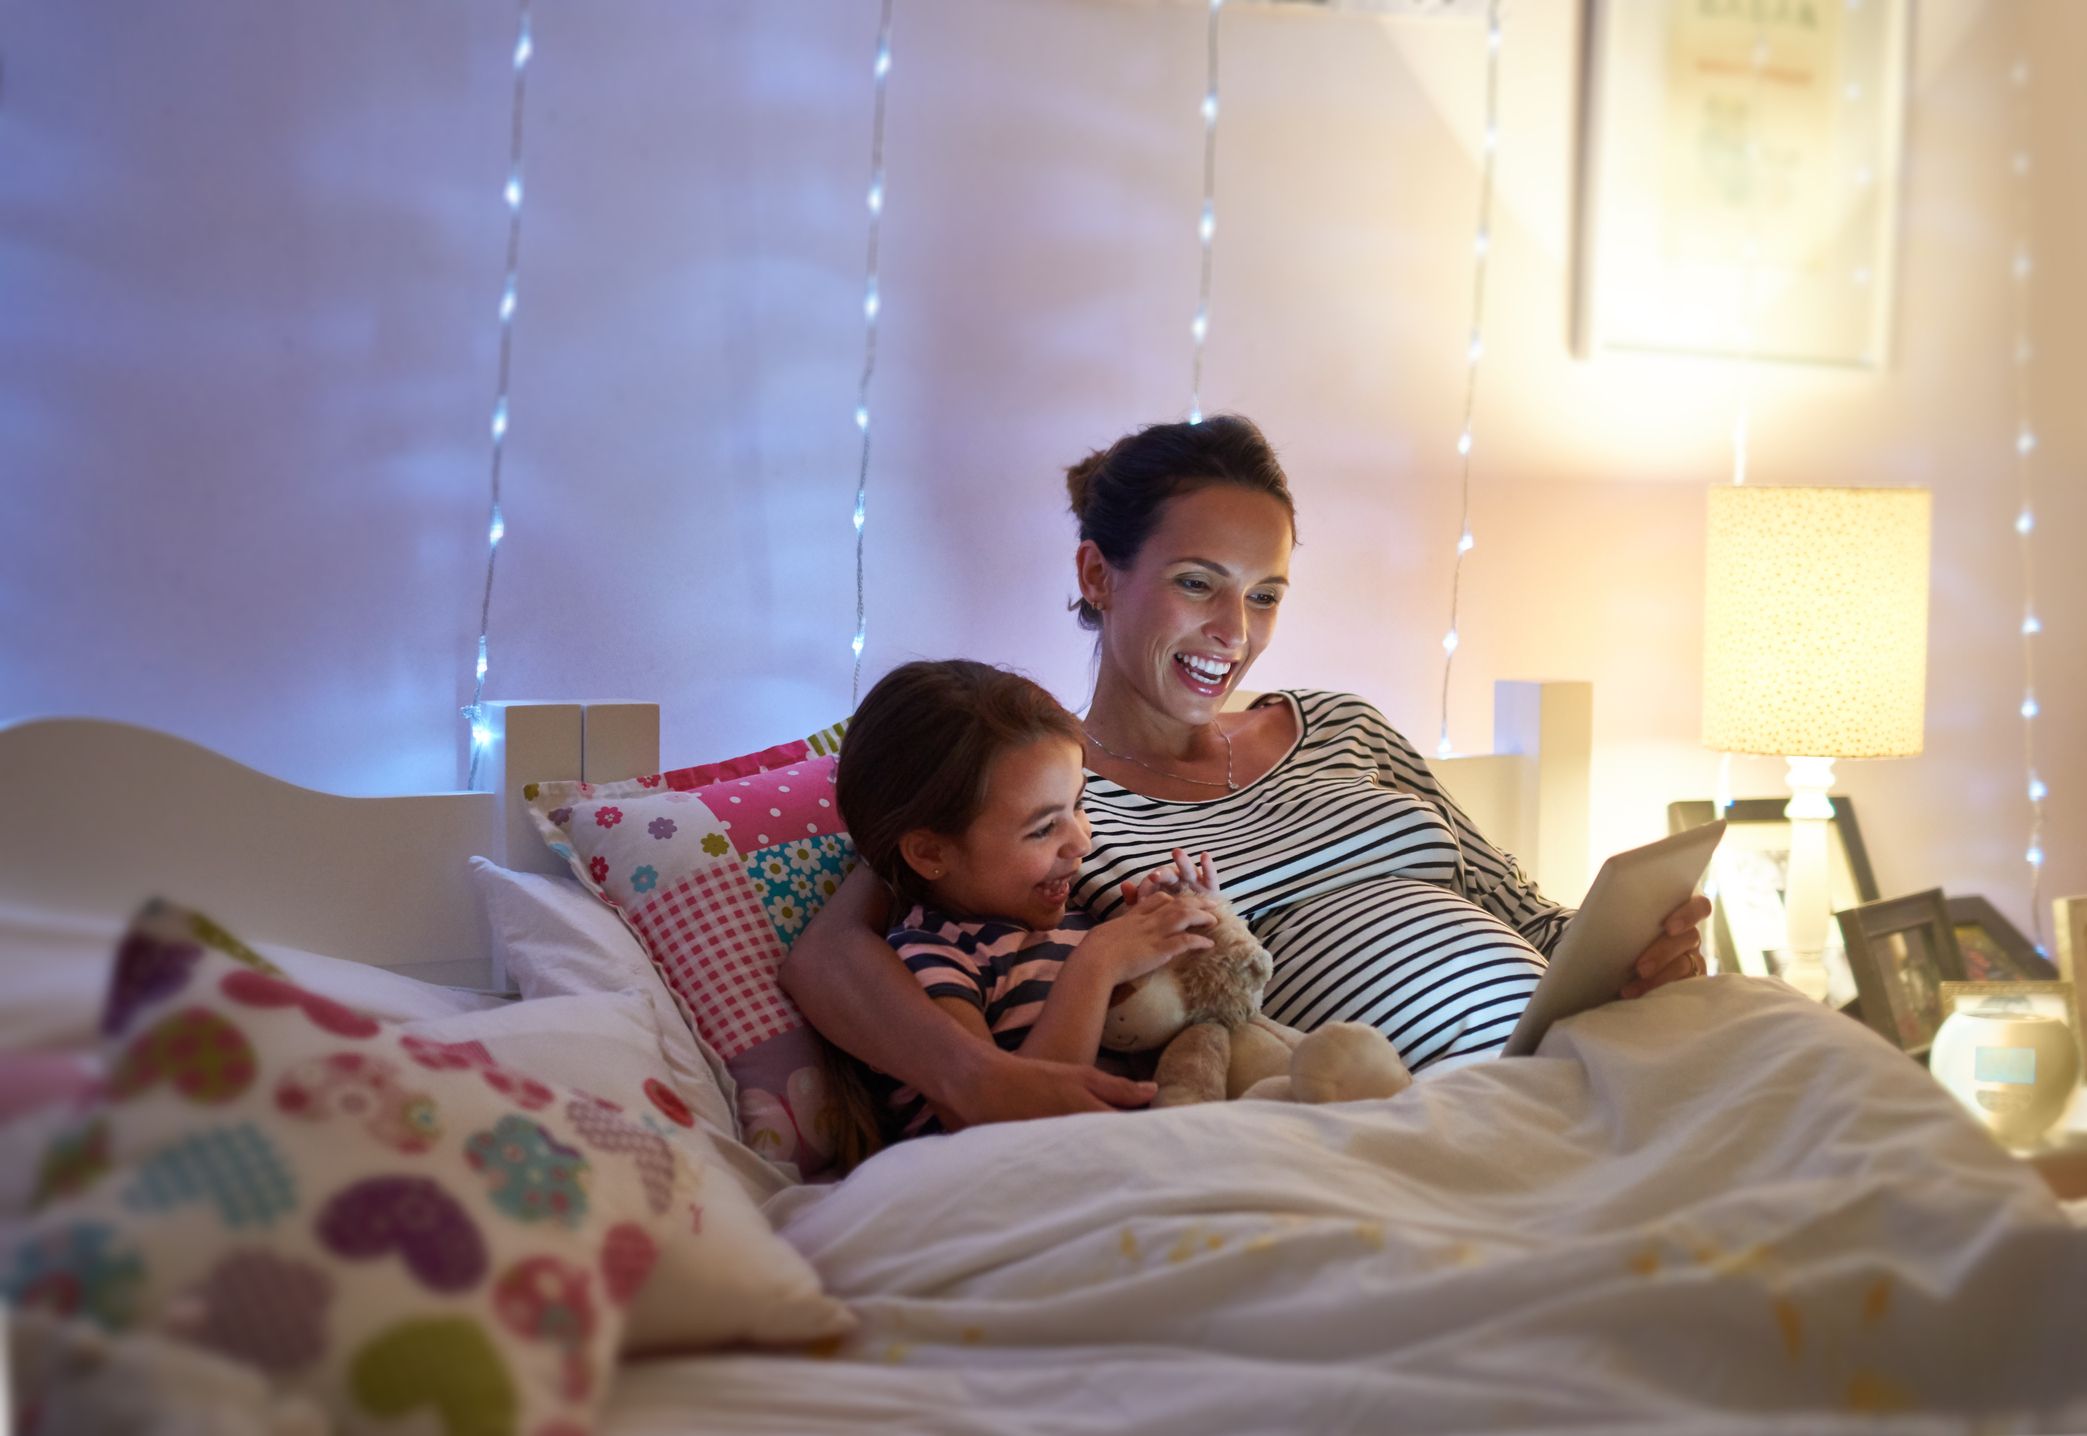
[[1082, 484, 1293, 728], [911, 736, 1092, 929]]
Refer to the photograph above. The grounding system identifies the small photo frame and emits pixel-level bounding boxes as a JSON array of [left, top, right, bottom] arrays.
[[1837, 889, 1965, 1058], [1947, 895, 2057, 984], [1669, 797, 1878, 1000], [2055, 895, 2087, 986]]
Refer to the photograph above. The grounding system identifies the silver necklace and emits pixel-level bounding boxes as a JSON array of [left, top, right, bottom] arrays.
[[1084, 723, 1237, 793]]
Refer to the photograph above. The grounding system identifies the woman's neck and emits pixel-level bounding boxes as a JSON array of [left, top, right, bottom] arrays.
[[1083, 679, 1224, 763]]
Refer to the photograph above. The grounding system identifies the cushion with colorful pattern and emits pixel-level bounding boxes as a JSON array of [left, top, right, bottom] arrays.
[[526, 723, 855, 1176], [3, 900, 851, 1435]]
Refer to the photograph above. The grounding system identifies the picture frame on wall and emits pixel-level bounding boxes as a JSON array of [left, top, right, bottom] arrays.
[[1946, 895, 2058, 983], [1574, 0, 1912, 367], [1668, 797, 1878, 1000], [1837, 889, 1966, 1059]]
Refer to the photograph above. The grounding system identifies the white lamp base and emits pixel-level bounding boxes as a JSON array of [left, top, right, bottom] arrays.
[[1780, 756, 1837, 1003]]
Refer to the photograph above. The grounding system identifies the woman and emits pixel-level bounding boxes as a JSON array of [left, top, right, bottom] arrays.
[[780, 415, 1708, 1128]]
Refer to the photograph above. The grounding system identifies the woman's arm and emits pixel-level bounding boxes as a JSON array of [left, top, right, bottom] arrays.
[[778, 864, 1158, 1125]]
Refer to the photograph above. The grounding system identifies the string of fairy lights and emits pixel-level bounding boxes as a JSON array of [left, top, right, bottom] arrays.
[[1710, 22, 1774, 823], [850, 0, 897, 703], [2006, 52, 2050, 951], [450, 8, 2057, 941], [463, 2, 534, 790], [1434, 0, 1502, 759], [1189, 0, 1224, 425]]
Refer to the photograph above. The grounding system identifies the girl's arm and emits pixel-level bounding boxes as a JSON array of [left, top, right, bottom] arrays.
[[1015, 886, 1219, 1065], [778, 864, 1159, 1125]]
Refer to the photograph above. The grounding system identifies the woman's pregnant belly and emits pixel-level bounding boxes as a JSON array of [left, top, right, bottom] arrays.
[[1252, 875, 1547, 1071]]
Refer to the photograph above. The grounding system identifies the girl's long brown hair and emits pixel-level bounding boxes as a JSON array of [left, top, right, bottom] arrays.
[[818, 659, 1083, 1173], [836, 658, 1083, 908]]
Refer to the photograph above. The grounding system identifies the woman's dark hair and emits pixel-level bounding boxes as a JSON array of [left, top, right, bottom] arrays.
[[1064, 413, 1297, 630], [836, 659, 1083, 908]]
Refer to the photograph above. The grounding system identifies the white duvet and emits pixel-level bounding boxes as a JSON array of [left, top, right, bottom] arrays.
[[607, 977, 2087, 1435]]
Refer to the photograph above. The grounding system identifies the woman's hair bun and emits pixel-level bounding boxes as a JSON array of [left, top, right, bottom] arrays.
[[1064, 447, 1110, 525], [1060, 414, 1294, 634]]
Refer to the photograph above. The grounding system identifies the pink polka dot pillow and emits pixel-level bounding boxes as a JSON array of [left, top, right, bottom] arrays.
[[527, 724, 855, 1177], [4, 901, 851, 1434]]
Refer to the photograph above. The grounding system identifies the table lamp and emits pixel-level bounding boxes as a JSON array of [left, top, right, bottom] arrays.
[[1701, 486, 1932, 1000]]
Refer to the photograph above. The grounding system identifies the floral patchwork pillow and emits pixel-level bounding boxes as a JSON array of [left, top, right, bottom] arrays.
[[527, 725, 858, 1176], [395, 991, 832, 1351], [4, 901, 851, 1434]]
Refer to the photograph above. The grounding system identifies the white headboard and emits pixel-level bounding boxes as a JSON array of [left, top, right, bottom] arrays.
[[0, 701, 662, 988], [0, 681, 1588, 985]]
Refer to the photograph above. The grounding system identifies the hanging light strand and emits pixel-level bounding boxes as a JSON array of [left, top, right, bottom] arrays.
[[2006, 53, 2049, 949], [1189, 0, 1224, 424], [1712, 20, 1777, 817], [850, 0, 896, 704], [464, 1, 534, 790], [1435, 0, 1501, 759], [1729, 24, 1774, 491]]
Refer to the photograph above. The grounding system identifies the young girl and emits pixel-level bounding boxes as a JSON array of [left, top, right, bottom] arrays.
[[832, 658, 1219, 1147]]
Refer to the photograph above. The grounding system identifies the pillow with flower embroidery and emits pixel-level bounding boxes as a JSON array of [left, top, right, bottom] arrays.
[[395, 990, 819, 1351], [3, 900, 850, 1436], [526, 724, 855, 1176]]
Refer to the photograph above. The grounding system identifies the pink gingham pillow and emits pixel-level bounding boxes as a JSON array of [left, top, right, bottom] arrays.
[[527, 724, 854, 1176]]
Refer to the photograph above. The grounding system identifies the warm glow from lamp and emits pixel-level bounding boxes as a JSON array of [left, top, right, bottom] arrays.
[[1702, 486, 1932, 999], [1703, 486, 1931, 759]]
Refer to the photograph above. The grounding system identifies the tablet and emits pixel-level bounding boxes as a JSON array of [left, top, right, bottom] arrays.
[[1500, 819, 1726, 1057]]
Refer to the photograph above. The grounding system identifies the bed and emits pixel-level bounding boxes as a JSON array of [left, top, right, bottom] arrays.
[[4, 686, 2084, 1435]]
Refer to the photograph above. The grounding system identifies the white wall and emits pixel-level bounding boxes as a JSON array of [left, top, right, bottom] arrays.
[[1, 0, 2079, 940]]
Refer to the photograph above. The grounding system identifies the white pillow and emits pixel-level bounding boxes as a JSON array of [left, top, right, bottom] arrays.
[[398, 991, 823, 1351], [467, 858, 742, 1140], [0, 901, 503, 1054]]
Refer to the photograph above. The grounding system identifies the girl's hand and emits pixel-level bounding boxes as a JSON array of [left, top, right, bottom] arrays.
[[1081, 890, 1214, 985], [1118, 848, 1224, 908]]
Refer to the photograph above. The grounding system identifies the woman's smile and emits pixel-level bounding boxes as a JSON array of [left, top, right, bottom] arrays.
[[1170, 650, 1240, 698]]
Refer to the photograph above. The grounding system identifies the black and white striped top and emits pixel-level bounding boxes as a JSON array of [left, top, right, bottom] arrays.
[[1074, 690, 1574, 1072]]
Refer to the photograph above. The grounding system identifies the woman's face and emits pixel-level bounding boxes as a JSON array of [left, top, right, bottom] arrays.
[[1082, 484, 1293, 727]]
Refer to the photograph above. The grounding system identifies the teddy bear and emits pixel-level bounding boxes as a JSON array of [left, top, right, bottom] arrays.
[[1099, 889, 1413, 1108]]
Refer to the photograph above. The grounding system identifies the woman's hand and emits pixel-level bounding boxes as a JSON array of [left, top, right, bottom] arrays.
[[1619, 894, 1714, 999], [1119, 848, 1223, 908], [931, 1051, 1159, 1132], [1080, 889, 1214, 985]]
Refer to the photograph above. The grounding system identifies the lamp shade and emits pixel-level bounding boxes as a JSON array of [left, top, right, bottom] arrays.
[[1702, 485, 1931, 758]]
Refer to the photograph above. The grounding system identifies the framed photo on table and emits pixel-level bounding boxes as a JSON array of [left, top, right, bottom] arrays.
[[1838, 889, 1966, 1059], [1668, 797, 1877, 1001], [2056, 895, 2087, 986], [1947, 895, 2058, 983], [1574, 0, 1912, 367]]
